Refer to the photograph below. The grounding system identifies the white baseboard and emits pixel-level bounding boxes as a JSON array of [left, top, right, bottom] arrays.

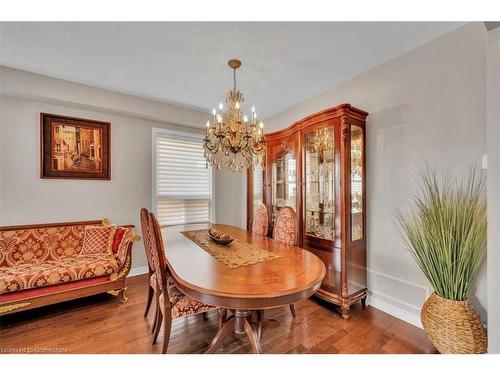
[[364, 267, 429, 329], [367, 291, 422, 328], [128, 266, 148, 277]]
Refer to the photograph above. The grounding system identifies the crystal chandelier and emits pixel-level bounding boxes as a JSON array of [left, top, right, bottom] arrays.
[[203, 59, 265, 172]]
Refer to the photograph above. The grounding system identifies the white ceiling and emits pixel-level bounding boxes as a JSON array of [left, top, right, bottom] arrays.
[[0, 22, 465, 119]]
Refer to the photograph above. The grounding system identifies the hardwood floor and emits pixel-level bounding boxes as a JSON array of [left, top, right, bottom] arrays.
[[0, 274, 435, 354]]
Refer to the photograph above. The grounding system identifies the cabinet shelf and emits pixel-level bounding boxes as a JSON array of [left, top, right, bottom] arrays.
[[306, 209, 333, 215], [306, 180, 334, 184], [306, 232, 334, 240]]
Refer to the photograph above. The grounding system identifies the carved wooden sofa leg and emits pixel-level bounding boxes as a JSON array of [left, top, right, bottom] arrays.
[[0, 302, 31, 315], [107, 287, 128, 303]]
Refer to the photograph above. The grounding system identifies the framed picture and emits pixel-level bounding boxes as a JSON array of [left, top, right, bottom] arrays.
[[40, 113, 111, 179]]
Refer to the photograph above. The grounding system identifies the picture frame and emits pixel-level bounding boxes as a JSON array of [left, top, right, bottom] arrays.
[[40, 113, 111, 180]]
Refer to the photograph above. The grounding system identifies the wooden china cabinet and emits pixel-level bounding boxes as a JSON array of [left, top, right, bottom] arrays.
[[247, 103, 368, 319]]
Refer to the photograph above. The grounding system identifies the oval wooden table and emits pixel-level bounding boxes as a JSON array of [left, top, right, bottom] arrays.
[[163, 224, 326, 354]]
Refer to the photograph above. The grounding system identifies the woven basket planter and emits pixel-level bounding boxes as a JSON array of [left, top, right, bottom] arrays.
[[421, 293, 487, 354]]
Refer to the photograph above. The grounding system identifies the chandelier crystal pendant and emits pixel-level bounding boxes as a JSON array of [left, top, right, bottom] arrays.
[[203, 59, 266, 172]]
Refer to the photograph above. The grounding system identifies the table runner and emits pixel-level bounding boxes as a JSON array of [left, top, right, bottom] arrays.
[[182, 229, 280, 269]]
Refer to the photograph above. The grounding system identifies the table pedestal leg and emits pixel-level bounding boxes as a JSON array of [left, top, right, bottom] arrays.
[[203, 309, 263, 354], [204, 315, 236, 353], [243, 316, 262, 353]]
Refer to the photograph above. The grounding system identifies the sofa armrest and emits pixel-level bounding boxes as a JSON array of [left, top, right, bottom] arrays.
[[109, 229, 140, 282], [114, 228, 139, 265], [110, 242, 133, 282]]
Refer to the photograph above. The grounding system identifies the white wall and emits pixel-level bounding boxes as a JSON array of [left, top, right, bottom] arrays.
[[0, 67, 207, 271], [220, 23, 488, 326], [213, 169, 247, 229], [487, 26, 500, 353]]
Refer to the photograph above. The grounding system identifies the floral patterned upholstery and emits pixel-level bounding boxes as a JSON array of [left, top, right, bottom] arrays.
[[150, 272, 184, 299], [0, 253, 119, 294], [115, 227, 134, 267], [273, 206, 296, 246], [0, 223, 135, 295], [252, 204, 269, 236], [149, 272, 157, 290], [167, 275, 184, 299], [159, 292, 215, 319], [0, 225, 89, 267]]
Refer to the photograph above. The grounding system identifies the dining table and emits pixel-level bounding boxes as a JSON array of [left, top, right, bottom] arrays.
[[162, 223, 326, 354]]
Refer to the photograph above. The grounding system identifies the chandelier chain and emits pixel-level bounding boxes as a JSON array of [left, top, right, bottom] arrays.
[[233, 68, 237, 92]]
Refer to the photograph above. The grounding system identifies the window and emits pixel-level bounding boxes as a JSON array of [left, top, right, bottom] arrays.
[[252, 161, 263, 217], [153, 128, 212, 227]]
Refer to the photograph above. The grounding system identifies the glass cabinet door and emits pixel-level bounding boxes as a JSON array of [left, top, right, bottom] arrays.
[[271, 151, 296, 223], [350, 125, 364, 241], [304, 127, 335, 240]]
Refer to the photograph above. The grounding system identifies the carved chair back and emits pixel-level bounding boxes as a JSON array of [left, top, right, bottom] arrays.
[[140, 208, 156, 273], [252, 203, 269, 236], [273, 206, 296, 246], [148, 212, 170, 306]]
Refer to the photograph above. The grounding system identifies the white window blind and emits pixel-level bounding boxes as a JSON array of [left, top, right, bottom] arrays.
[[155, 131, 211, 227], [253, 163, 263, 216]]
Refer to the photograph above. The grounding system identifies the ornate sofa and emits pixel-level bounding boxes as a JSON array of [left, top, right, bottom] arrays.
[[0, 219, 137, 315]]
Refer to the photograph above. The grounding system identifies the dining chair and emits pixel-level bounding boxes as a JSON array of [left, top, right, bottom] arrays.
[[252, 203, 269, 236], [254, 206, 297, 339], [140, 208, 159, 329], [148, 212, 219, 353], [141, 208, 204, 334], [273, 206, 298, 316]]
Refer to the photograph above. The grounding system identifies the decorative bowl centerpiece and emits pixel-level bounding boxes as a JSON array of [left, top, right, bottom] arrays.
[[208, 228, 234, 246]]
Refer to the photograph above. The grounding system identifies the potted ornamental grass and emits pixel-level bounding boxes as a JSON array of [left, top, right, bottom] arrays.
[[395, 166, 487, 354]]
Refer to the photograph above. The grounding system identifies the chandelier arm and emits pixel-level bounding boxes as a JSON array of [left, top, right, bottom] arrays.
[[252, 146, 263, 155], [204, 141, 219, 153]]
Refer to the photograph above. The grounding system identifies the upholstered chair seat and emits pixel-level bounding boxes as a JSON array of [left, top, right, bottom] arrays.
[[159, 292, 215, 319]]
